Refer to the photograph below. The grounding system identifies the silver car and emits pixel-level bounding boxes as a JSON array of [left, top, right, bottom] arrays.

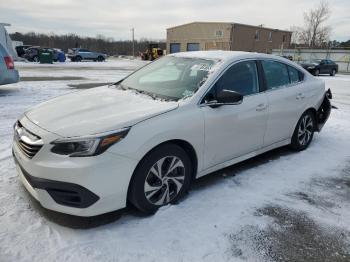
[[67, 48, 107, 62], [13, 51, 331, 216], [0, 43, 19, 85]]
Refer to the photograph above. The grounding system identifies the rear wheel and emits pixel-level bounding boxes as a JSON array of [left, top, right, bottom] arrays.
[[128, 144, 192, 214], [314, 69, 320, 76], [33, 56, 39, 62], [290, 111, 315, 151], [330, 69, 336, 76], [75, 56, 82, 62]]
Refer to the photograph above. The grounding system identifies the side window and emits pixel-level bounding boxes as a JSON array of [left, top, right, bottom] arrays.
[[288, 66, 301, 83], [214, 61, 259, 96], [261, 60, 289, 89]]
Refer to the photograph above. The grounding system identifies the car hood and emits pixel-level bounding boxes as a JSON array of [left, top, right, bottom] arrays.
[[25, 86, 178, 137]]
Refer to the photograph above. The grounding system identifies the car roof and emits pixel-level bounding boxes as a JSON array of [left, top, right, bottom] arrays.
[[170, 50, 286, 62]]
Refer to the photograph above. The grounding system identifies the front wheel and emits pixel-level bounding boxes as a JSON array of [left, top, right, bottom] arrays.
[[128, 144, 192, 214], [75, 56, 82, 62], [314, 69, 320, 76], [290, 111, 315, 151]]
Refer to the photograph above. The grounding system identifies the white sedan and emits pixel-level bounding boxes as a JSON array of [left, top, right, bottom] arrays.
[[12, 51, 331, 216]]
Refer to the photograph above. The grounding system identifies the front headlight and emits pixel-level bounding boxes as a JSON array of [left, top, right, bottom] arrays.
[[50, 127, 130, 157]]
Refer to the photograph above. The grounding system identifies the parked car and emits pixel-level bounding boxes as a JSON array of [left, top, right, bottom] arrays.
[[301, 59, 338, 76], [23, 46, 41, 62], [15, 45, 32, 58], [24, 47, 65, 62], [0, 42, 19, 85], [67, 48, 107, 62], [13, 51, 331, 216]]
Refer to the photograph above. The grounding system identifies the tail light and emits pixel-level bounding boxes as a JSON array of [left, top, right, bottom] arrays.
[[4, 56, 14, 70]]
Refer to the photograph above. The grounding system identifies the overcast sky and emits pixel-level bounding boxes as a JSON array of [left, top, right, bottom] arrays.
[[0, 0, 349, 41]]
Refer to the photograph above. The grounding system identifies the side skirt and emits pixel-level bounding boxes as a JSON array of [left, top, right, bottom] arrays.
[[197, 139, 291, 178]]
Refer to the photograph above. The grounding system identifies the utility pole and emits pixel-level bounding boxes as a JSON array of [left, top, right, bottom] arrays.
[[131, 28, 135, 58]]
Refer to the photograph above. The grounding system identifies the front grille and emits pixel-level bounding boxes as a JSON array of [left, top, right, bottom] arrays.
[[17, 139, 43, 158], [15, 122, 43, 159]]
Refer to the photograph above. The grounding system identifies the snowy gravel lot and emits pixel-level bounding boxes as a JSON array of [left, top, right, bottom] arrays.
[[0, 59, 350, 262]]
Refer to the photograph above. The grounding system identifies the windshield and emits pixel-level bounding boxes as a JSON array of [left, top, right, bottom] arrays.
[[121, 56, 215, 100]]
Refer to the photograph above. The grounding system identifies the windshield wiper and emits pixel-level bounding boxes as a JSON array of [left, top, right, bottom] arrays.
[[115, 84, 176, 101], [127, 87, 157, 100]]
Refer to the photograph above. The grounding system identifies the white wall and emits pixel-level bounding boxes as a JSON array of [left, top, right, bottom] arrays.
[[272, 48, 350, 73]]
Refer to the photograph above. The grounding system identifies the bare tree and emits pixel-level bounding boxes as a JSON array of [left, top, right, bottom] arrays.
[[298, 1, 331, 48], [290, 26, 301, 46]]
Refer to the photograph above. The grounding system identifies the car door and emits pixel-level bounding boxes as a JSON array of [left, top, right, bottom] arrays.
[[200, 60, 268, 169], [80, 49, 92, 59], [319, 60, 328, 74], [261, 60, 306, 146]]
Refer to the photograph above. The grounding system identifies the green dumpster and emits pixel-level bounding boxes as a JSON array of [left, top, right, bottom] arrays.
[[39, 51, 53, 64]]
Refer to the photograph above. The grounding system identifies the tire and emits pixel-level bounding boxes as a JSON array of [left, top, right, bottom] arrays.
[[330, 69, 336, 76], [75, 56, 82, 62], [97, 56, 105, 62], [314, 69, 320, 76], [128, 143, 192, 214], [33, 56, 39, 62], [290, 111, 315, 151]]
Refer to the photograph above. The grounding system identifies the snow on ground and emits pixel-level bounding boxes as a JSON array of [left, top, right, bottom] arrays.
[[0, 60, 350, 261]]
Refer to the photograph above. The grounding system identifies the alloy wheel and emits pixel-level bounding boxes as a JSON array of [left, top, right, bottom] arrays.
[[298, 114, 314, 146], [144, 156, 185, 206]]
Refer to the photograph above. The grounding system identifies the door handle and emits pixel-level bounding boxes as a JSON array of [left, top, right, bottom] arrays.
[[256, 103, 267, 111], [296, 93, 305, 100]]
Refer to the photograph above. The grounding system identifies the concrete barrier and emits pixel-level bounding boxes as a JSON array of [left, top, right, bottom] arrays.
[[272, 48, 350, 73]]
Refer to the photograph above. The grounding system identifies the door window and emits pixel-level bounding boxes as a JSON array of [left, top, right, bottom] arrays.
[[261, 60, 289, 89], [214, 61, 259, 96]]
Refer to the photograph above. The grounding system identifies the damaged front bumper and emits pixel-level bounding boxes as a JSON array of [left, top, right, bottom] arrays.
[[316, 88, 332, 132]]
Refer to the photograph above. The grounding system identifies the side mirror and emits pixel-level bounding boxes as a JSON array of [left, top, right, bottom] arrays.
[[216, 89, 243, 104]]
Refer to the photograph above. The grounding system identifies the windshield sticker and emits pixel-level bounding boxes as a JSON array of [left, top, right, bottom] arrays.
[[191, 64, 213, 72], [182, 90, 194, 97]]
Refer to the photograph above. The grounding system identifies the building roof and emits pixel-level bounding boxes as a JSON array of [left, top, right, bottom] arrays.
[[167, 21, 292, 34]]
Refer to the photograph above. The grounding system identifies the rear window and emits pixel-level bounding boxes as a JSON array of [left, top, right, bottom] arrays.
[[288, 66, 302, 83]]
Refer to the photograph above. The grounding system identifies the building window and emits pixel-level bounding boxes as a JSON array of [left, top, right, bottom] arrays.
[[255, 30, 260, 41], [268, 32, 273, 42], [215, 30, 224, 38]]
